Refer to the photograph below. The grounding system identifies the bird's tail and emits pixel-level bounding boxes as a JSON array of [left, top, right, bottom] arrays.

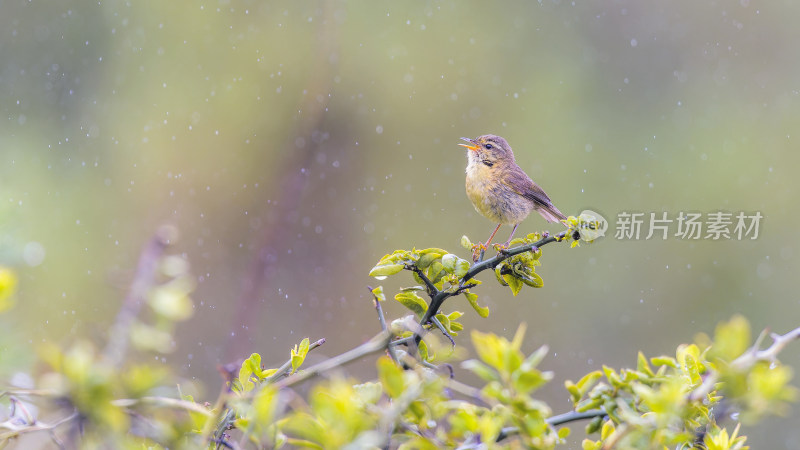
[[537, 203, 568, 224]]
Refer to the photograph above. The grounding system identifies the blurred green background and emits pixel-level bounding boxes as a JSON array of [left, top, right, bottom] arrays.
[[1, 0, 798, 446]]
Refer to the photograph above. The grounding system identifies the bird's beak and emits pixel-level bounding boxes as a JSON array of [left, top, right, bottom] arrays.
[[459, 137, 479, 151]]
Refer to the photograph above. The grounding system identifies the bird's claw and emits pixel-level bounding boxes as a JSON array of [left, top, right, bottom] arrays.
[[471, 243, 487, 262], [492, 243, 510, 253], [493, 243, 516, 258]]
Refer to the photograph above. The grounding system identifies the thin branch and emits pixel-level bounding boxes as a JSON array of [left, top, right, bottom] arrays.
[[547, 408, 607, 426], [389, 336, 415, 348], [429, 315, 455, 347], [495, 408, 607, 443], [263, 338, 327, 384], [405, 264, 439, 297], [454, 283, 477, 296], [367, 286, 388, 332], [276, 331, 393, 389], [110, 396, 213, 416], [368, 286, 403, 365], [0, 389, 60, 399], [461, 232, 565, 283], [417, 231, 568, 338]]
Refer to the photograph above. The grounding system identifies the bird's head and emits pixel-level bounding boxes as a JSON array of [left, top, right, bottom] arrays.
[[459, 135, 515, 166]]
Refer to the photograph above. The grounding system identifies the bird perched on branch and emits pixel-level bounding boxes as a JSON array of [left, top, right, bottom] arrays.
[[459, 134, 567, 261]]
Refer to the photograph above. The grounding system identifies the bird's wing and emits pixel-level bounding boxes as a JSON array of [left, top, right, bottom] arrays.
[[501, 171, 567, 222], [501, 173, 553, 208]]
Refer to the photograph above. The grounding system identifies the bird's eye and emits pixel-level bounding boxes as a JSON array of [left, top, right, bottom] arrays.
[[484, 143, 493, 150]]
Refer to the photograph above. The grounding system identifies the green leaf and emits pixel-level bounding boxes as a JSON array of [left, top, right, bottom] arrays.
[[238, 353, 263, 391], [503, 273, 523, 296], [434, 313, 458, 336], [710, 315, 751, 363], [637, 351, 654, 377], [524, 345, 549, 369], [419, 247, 449, 255], [368, 263, 404, 278], [438, 311, 464, 335], [602, 365, 623, 388], [427, 260, 445, 285], [371, 285, 385, 302], [512, 368, 553, 394], [520, 271, 543, 288], [418, 340, 430, 361], [377, 356, 405, 398], [454, 257, 470, 278], [576, 396, 603, 412], [471, 329, 523, 374], [290, 338, 310, 374], [565, 381, 581, 403], [464, 292, 489, 318], [353, 382, 383, 405], [494, 266, 507, 285], [460, 235, 473, 250], [148, 277, 195, 321], [416, 252, 440, 270], [576, 370, 603, 397], [651, 356, 679, 368], [0, 267, 17, 313], [585, 416, 603, 435], [440, 253, 470, 278], [394, 291, 428, 317], [441, 253, 458, 273], [250, 385, 278, 429]]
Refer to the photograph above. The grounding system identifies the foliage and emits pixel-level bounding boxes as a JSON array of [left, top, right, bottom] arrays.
[[0, 266, 17, 313], [0, 219, 796, 449]]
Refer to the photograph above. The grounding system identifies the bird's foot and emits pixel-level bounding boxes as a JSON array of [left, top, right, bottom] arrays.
[[492, 243, 512, 257], [471, 243, 487, 262]]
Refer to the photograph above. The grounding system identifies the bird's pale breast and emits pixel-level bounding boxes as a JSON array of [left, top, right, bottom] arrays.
[[465, 161, 533, 225]]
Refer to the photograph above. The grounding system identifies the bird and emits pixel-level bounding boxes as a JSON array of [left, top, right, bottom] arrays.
[[458, 134, 567, 261]]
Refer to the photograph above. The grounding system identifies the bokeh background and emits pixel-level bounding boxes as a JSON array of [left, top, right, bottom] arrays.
[[1, 0, 799, 447]]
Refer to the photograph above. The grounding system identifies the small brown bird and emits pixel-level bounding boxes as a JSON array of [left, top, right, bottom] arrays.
[[459, 134, 566, 260]]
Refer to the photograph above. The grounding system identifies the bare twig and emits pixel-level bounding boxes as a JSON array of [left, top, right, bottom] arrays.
[[111, 396, 213, 416], [263, 338, 327, 384], [688, 325, 800, 402], [368, 286, 404, 365], [429, 315, 455, 347], [367, 286, 388, 332], [0, 410, 79, 442], [103, 225, 177, 366], [405, 264, 439, 297]]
